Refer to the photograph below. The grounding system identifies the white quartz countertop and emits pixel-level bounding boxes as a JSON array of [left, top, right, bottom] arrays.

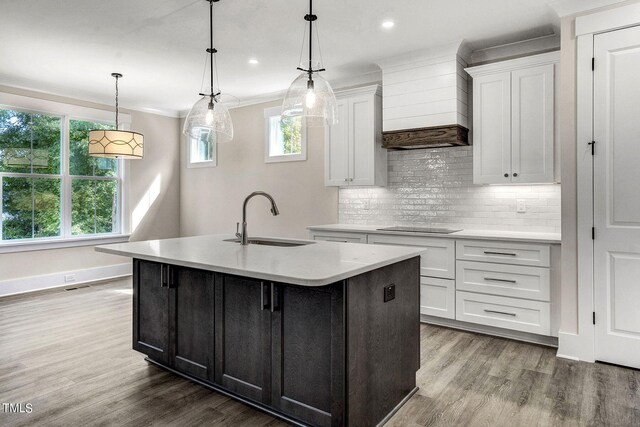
[[95, 234, 424, 287], [307, 224, 561, 244]]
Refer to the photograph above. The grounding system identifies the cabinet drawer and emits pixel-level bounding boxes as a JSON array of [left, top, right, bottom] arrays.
[[309, 231, 367, 244], [456, 240, 550, 267], [456, 261, 550, 301], [420, 277, 455, 319], [368, 234, 455, 279], [456, 291, 550, 335]]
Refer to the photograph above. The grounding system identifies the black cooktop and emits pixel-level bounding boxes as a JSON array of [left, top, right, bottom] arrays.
[[376, 226, 461, 234]]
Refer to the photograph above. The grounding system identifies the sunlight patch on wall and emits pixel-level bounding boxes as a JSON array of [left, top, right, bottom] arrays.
[[132, 174, 161, 232]]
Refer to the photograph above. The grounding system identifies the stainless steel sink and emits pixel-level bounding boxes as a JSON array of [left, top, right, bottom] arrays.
[[224, 237, 316, 247]]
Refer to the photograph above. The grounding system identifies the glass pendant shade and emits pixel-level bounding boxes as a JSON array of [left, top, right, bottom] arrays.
[[282, 72, 337, 127], [88, 129, 144, 159], [183, 96, 233, 144]]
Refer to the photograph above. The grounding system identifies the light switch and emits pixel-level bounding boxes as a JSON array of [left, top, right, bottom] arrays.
[[517, 199, 526, 213]]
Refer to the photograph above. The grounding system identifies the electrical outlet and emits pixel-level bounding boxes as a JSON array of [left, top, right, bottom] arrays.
[[384, 284, 395, 302], [64, 274, 76, 283], [517, 199, 526, 213]]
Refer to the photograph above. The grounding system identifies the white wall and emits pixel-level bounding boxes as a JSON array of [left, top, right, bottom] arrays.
[[0, 85, 180, 289], [180, 100, 338, 239]]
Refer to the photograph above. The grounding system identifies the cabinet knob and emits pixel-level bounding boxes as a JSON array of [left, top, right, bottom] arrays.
[[344, 178, 349, 182], [513, 173, 518, 177], [504, 173, 509, 178]]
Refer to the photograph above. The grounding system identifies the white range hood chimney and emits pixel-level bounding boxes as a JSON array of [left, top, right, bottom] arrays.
[[377, 41, 470, 149]]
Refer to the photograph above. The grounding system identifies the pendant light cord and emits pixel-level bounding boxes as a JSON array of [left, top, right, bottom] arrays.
[[209, 0, 214, 96], [297, 0, 324, 75], [308, 0, 313, 80], [114, 74, 119, 129]]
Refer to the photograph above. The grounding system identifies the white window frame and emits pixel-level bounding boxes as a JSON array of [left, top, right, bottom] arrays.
[[0, 92, 131, 253], [264, 106, 307, 163], [187, 130, 217, 169]]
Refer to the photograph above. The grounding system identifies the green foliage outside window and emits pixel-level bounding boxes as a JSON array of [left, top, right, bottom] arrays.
[[0, 109, 119, 241], [280, 117, 302, 155]]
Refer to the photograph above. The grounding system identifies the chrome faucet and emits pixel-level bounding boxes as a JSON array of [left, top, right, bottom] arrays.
[[236, 191, 280, 245]]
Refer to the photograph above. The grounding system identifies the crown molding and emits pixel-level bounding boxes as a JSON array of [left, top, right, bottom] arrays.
[[465, 51, 560, 78], [548, 0, 628, 17], [0, 83, 181, 118]]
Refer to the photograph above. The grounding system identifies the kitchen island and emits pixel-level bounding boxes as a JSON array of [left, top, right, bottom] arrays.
[[96, 234, 423, 427]]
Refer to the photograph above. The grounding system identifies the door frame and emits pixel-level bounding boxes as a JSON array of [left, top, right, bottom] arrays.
[[572, 3, 640, 362]]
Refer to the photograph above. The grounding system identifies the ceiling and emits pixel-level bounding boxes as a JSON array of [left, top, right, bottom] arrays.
[[0, 0, 561, 116]]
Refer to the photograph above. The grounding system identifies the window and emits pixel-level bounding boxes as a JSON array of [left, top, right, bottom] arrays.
[[187, 129, 217, 168], [0, 100, 126, 247], [264, 106, 306, 163]]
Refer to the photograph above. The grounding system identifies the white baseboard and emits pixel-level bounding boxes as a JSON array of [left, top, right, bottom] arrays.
[[557, 331, 595, 362], [421, 315, 558, 347], [0, 263, 132, 297]]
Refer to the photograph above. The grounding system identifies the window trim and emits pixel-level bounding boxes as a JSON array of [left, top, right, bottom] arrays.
[[0, 92, 131, 251], [186, 131, 218, 169], [263, 106, 307, 164]]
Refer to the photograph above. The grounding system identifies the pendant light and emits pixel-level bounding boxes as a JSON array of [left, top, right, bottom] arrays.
[[88, 73, 144, 159], [183, 0, 233, 144], [282, 0, 337, 127]]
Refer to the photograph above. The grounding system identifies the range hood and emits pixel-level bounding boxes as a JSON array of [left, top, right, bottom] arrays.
[[377, 41, 470, 149]]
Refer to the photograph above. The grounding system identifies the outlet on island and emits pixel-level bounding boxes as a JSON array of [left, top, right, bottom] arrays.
[[384, 284, 395, 302]]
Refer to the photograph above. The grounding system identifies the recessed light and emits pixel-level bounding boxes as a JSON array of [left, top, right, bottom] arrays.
[[248, 58, 259, 65], [381, 20, 395, 29]]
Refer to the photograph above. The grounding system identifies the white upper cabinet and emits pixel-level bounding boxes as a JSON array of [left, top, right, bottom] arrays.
[[466, 52, 559, 184], [325, 85, 386, 187]]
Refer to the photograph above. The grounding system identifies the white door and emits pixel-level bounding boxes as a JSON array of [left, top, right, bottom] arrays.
[[472, 72, 512, 184], [349, 95, 374, 186], [593, 25, 640, 369], [325, 98, 349, 186], [511, 64, 555, 184]]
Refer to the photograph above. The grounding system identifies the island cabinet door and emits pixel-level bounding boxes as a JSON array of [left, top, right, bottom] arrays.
[[271, 283, 345, 427], [169, 266, 215, 383], [214, 274, 272, 404], [133, 259, 170, 365]]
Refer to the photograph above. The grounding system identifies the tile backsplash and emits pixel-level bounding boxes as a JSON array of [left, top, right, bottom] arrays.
[[339, 146, 561, 233]]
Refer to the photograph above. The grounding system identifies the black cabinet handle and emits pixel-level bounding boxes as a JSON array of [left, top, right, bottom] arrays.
[[271, 284, 280, 312], [261, 282, 270, 311], [483, 251, 517, 256], [168, 266, 175, 288], [484, 277, 517, 284], [513, 173, 518, 177], [161, 265, 168, 287], [484, 309, 517, 317]]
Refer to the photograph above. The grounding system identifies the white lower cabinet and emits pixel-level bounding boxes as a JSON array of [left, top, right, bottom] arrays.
[[456, 291, 551, 336], [367, 234, 455, 279], [455, 241, 553, 337], [456, 261, 550, 301], [307, 228, 557, 338], [456, 240, 550, 267], [420, 277, 455, 319]]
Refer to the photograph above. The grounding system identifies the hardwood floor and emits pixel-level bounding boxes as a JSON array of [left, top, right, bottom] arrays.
[[0, 279, 638, 427]]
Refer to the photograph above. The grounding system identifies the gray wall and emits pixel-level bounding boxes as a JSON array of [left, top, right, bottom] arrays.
[[180, 100, 338, 239]]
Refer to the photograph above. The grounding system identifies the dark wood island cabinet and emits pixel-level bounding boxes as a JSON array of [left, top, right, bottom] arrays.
[[97, 235, 423, 426], [131, 256, 420, 427]]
